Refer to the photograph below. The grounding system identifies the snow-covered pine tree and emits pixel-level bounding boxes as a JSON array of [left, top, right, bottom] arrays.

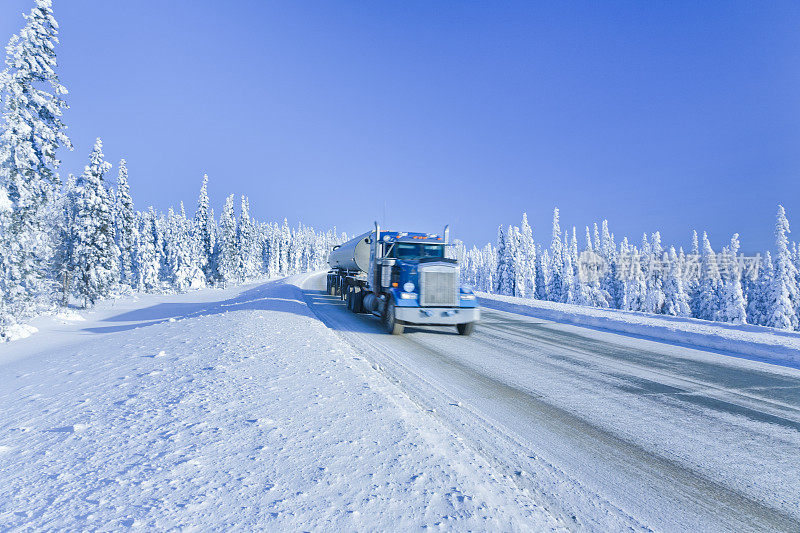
[[279, 219, 291, 275], [600, 220, 619, 307], [217, 194, 238, 284], [746, 251, 772, 326], [236, 195, 254, 281], [0, 0, 72, 315], [686, 230, 701, 317], [134, 208, 160, 292], [767, 205, 799, 330], [562, 251, 577, 304], [548, 208, 563, 302], [720, 233, 747, 324], [663, 246, 691, 316], [73, 138, 118, 306], [585, 226, 593, 252], [569, 227, 579, 266], [113, 159, 136, 288], [482, 242, 496, 293], [0, 185, 15, 338], [620, 240, 646, 312], [695, 232, 721, 321], [643, 232, 665, 314], [509, 226, 524, 297], [535, 246, 550, 300], [52, 173, 77, 305], [194, 175, 216, 283], [163, 205, 203, 291], [494, 224, 514, 295], [519, 213, 536, 298]]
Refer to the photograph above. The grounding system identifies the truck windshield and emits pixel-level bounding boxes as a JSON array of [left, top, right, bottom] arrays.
[[390, 243, 444, 260]]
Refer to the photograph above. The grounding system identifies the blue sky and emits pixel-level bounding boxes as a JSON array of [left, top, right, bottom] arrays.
[[2, 1, 799, 252]]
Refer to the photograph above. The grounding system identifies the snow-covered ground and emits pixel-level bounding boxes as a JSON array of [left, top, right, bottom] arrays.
[[302, 272, 800, 531], [0, 275, 558, 530], [478, 291, 800, 367], [4, 272, 800, 531]]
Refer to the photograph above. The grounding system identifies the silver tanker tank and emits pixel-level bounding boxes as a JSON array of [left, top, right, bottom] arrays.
[[327, 231, 372, 272]]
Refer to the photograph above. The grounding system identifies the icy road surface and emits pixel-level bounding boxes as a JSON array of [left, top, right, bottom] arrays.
[[302, 272, 800, 531], [0, 277, 558, 531]]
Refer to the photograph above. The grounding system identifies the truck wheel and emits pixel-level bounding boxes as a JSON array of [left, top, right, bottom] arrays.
[[384, 300, 404, 335], [457, 322, 475, 336], [326, 276, 332, 294]]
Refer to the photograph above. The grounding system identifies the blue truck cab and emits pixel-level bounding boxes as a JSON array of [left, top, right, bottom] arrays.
[[326, 223, 480, 335]]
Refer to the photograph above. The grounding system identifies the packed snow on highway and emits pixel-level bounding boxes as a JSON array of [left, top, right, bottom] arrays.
[[2, 273, 800, 531]]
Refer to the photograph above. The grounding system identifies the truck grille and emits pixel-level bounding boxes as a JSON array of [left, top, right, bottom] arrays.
[[420, 268, 458, 307]]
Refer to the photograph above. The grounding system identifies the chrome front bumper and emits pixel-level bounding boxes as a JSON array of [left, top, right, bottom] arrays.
[[394, 306, 480, 325]]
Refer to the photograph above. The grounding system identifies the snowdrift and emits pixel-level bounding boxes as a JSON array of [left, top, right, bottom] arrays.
[[478, 293, 800, 367]]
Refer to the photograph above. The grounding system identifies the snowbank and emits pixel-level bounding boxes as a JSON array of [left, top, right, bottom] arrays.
[[1, 323, 38, 342], [478, 293, 800, 367], [0, 276, 553, 530]]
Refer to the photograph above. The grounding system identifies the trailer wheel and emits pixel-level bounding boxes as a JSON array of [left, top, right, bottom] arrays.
[[346, 286, 354, 311], [352, 287, 364, 313], [328, 276, 337, 296], [384, 300, 404, 335], [456, 322, 475, 336]]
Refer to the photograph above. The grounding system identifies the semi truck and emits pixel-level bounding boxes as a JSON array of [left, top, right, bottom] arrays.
[[326, 223, 480, 335]]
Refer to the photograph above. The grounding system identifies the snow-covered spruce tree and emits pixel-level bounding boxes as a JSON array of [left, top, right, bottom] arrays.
[[52, 173, 77, 305], [600, 220, 619, 307], [519, 213, 536, 298], [619, 239, 646, 312], [0, 185, 15, 338], [113, 159, 136, 288], [279, 219, 291, 275], [217, 194, 238, 284], [643, 232, 665, 314], [687, 230, 701, 316], [134, 208, 160, 292], [663, 246, 691, 317], [194, 174, 216, 284], [494, 224, 515, 295], [569, 226, 579, 267], [720, 233, 747, 324], [180, 202, 205, 289], [73, 138, 118, 306], [236, 195, 255, 281], [548, 207, 563, 302], [511, 226, 524, 297], [767, 205, 799, 330], [695, 232, 721, 321], [164, 205, 203, 292], [561, 251, 577, 304], [535, 246, 550, 300], [0, 0, 72, 316], [264, 222, 279, 278], [747, 251, 773, 326], [481, 242, 496, 293]]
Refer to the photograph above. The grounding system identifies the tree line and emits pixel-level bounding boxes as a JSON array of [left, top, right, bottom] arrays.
[[458, 207, 800, 330], [0, 0, 341, 340]]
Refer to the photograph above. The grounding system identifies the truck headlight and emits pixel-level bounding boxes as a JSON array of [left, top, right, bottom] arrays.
[[460, 294, 476, 300], [400, 292, 417, 299], [403, 282, 415, 292]]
